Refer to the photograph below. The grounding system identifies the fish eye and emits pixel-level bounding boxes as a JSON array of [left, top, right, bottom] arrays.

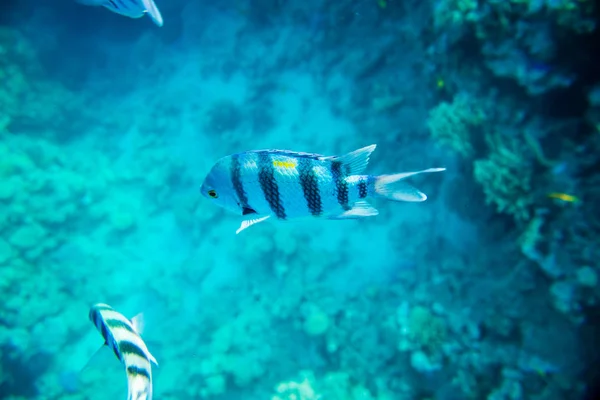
[[208, 189, 218, 199]]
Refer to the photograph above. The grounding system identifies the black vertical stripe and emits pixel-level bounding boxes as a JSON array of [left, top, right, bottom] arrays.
[[230, 154, 250, 211], [105, 319, 136, 334], [109, 337, 122, 361], [89, 307, 99, 327], [119, 341, 149, 360], [298, 158, 322, 216], [358, 179, 368, 199], [257, 152, 286, 219], [99, 319, 109, 342], [331, 161, 350, 210], [127, 365, 151, 380]]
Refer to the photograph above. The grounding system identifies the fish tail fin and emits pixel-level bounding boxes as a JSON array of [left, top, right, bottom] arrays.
[[373, 168, 445, 202], [141, 0, 163, 27]]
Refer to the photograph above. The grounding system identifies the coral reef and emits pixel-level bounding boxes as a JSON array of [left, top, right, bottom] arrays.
[[427, 93, 486, 157], [1, 0, 599, 399], [473, 131, 534, 224]]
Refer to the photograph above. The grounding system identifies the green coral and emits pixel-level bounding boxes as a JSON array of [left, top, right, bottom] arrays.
[[272, 371, 321, 400], [433, 0, 595, 33], [407, 306, 446, 352], [0, 27, 93, 140], [474, 132, 533, 223], [272, 370, 383, 400], [433, 0, 480, 28], [428, 94, 486, 157]]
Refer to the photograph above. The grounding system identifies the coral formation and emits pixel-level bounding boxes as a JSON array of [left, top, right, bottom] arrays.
[[427, 93, 486, 157], [473, 131, 534, 224], [1, 0, 598, 399]]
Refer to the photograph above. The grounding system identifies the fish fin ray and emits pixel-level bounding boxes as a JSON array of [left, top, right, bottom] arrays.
[[147, 350, 159, 367], [236, 215, 271, 234], [79, 343, 119, 375], [374, 168, 445, 202], [130, 313, 145, 335], [328, 201, 379, 219], [324, 144, 377, 175], [141, 0, 163, 26]]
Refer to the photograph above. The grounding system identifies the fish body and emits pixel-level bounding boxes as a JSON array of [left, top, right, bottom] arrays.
[[200, 144, 445, 233], [77, 0, 163, 27], [89, 303, 158, 400], [547, 192, 579, 203]]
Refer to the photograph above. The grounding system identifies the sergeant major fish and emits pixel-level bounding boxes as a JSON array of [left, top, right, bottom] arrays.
[[200, 144, 445, 234], [89, 303, 158, 400], [77, 0, 163, 27]]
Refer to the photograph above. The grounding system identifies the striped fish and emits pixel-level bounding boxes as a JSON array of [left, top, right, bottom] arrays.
[[89, 303, 158, 400], [200, 144, 445, 234], [77, 0, 163, 27]]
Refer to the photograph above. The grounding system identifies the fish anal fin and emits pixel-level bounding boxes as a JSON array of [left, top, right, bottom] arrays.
[[328, 201, 379, 220], [324, 144, 377, 175], [236, 215, 271, 234]]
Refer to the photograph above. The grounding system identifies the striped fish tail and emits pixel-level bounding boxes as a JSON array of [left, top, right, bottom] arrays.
[[126, 366, 153, 400], [326, 144, 377, 210], [373, 168, 446, 202]]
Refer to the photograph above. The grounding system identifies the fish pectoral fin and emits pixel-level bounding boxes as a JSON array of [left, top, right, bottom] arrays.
[[323, 144, 377, 175], [327, 201, 379, 220], [79, 343, 120, 375], [141, 0, 164, 27], [236, 215, 271, 234]]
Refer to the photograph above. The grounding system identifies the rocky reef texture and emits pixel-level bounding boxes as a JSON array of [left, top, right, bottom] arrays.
[[1, 0, 599, 399]]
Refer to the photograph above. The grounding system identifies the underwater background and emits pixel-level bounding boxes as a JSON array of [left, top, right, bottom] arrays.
[[1, 0, 600, 399]]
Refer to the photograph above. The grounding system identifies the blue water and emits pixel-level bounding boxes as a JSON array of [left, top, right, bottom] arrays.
[[1, 0, 600, 399]]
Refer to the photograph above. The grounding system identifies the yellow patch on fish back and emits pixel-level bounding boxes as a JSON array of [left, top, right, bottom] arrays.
[[273, 160, 297, 169], [547, 192, 579, 203]]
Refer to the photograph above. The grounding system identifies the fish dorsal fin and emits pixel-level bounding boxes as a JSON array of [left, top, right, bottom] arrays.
[[236, 215, 271, 234], [130, 313, 145, 335], [129, 313, 159, 367], [324, 144, 377, 175]]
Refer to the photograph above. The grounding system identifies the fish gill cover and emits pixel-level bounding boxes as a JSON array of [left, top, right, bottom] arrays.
[[0, 0, 599, 399]]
